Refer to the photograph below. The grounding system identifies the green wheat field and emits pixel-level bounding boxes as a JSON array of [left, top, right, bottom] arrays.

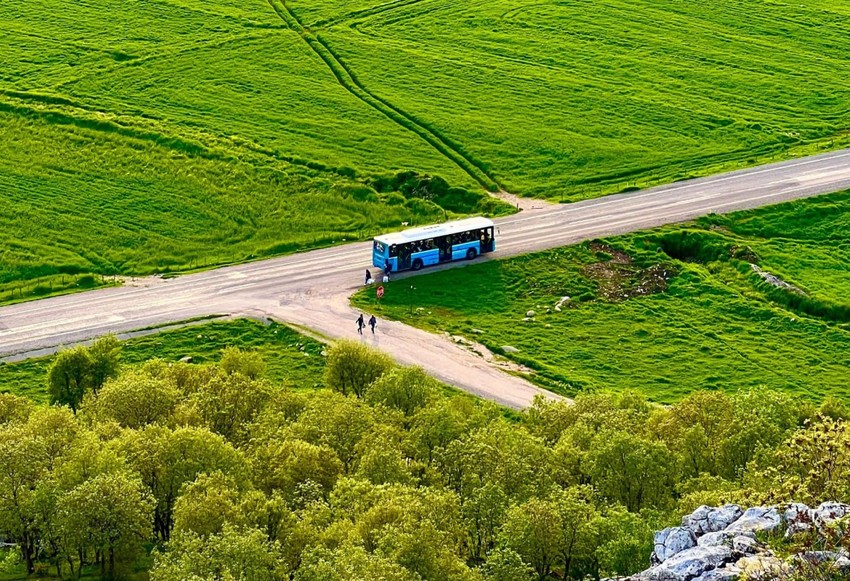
[[2, 0, 849, 298]]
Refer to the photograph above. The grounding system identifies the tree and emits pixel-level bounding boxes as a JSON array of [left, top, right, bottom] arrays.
[[0, 407, 77, 574], [88, 335, 122, 394], [411, 397, 486, 465], [189, 371, 273, 443], [251, 438, 342, 502], [355, 431, 413, 486], [0, 393, 32, 425], [295, 545, 418, 581], [57, 471, 154, 580], [463, 482, 508, 563], [552, 486, 597, 577], [501, 497, 560, 580], [660, 391, 733, 478], [219, 346, 266, 380], [48, 347, 93, 413], [289, 391, 374, 472], [47, 336, 122, 412], [118, 425, 247, 541], [172, 472, 243, 538], [324, 340, 392, 397], [482, 547, 533, 581], [588, 431, 676, 512], [366, 366, 436, 416], [152, 524, 287, 581], [745, 415, 850, 504], [87, 369, 179, 428]]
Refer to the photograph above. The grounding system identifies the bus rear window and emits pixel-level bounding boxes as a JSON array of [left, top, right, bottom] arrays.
[[374, 240, 386, 254]]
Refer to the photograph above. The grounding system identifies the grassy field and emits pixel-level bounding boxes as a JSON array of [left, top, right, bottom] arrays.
[[354, 191, 850, 403], [0, 318, 327, 403], [302, 0, 850, 199], [2, 0, 849, 295]]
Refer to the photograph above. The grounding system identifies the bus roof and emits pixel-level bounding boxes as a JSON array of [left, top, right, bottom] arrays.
[[374, 217, 495, 246]]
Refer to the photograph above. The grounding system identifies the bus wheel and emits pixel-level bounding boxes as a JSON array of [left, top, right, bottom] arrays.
[[466, 248, 478, 260], [412, 259, 423, 271]]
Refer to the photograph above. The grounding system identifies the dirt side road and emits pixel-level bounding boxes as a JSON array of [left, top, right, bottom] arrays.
[[2, 149, 850, 408]]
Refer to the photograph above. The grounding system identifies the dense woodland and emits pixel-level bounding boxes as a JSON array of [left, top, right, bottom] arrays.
[[1, 337, 848, 580]]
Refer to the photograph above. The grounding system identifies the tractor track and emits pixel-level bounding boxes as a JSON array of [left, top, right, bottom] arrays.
[[266, 0, 501, 191]]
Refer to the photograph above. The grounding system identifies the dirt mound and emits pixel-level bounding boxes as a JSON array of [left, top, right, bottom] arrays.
[[583, 245, 675, 301]]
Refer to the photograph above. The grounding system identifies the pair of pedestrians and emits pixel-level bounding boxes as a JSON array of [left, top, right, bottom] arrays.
[[357, 313, 377, 335]]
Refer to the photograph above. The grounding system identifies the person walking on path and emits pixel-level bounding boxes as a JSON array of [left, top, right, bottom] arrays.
[[368, 315, 377, 334], [365, 269, 372, 285], [356, 314, 365, 335]]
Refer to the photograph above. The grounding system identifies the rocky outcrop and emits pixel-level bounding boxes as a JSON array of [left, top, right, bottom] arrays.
[[653, 527, 697, 563], [607, 502, 850, 581], [683, 505, 743, 536]]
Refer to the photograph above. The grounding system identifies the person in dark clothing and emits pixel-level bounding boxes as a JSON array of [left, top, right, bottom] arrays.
[[384, 260, 392, 275], [368, 315, 377, 334], [365, 269, 372, 285], [356, 314, 365, 335]]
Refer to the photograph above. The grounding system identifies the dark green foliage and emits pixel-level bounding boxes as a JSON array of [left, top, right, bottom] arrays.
[[47, 336, 121, 412]]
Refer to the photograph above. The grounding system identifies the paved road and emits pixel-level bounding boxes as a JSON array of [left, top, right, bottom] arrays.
[[2, 149, 850, 407]]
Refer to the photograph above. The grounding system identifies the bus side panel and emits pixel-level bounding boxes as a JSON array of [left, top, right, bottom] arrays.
[[451, 241, 480, 261], [414, 249, 440, 267]]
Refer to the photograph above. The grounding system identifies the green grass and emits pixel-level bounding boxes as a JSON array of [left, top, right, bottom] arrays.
[[353, 191, 850, 403], [2, 0, 849, 294], [304, 0, 850, 199], [0, 319, 327, 403]]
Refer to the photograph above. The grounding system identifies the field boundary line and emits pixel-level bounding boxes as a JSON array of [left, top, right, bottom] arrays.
[[267, 0, 501, 191], [0, 91, 361, 179]]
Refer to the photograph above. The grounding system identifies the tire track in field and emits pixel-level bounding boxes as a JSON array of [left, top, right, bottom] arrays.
[[266, 0, 501, 192]]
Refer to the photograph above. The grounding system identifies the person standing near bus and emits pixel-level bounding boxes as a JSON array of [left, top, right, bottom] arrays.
[[356, 314, 365, 335], [365, 269, 372, 285], [384, 259, 392, 278], [369, 315, 377, 334]]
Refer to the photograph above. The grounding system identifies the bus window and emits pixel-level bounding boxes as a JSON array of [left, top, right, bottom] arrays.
[[389, 245, 397, 257], [374, 240, 386, 255]]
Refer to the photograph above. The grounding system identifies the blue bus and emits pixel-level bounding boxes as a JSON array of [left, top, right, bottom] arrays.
[[372, 217, 496, 272]]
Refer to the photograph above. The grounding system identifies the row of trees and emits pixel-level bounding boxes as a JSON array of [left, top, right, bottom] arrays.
[[1, 339, 848, 579]]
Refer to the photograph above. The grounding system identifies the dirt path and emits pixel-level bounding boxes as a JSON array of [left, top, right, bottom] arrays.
[[252, 288, 561, 409]]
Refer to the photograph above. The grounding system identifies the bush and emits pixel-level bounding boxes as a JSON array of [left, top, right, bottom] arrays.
[[324, 340, 393, 398]]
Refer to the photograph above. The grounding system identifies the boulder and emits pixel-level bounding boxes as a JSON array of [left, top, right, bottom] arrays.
[[731, 536, 758, 556], [812, 501, 850, 529], [697, 530, 756, 554], [684, 505, 743, 536], [179, 355, 193, 363], [501, 345, 519, 354], [783, 503, 811, 537], [697, 531, 733, 548], [526, 310, 536, 317], [647, 545, 733, 581], [724, 507, 781, 535], [653, 527, 697, 563]]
